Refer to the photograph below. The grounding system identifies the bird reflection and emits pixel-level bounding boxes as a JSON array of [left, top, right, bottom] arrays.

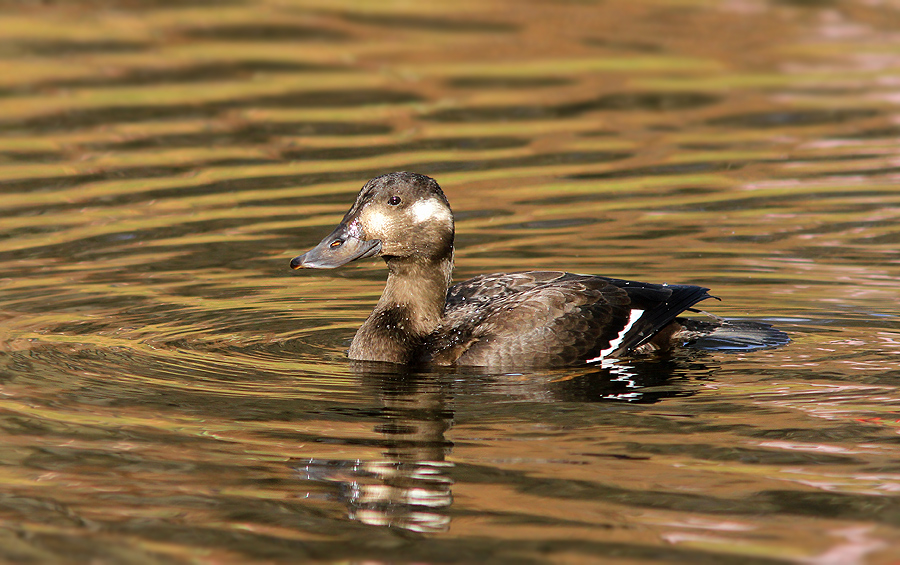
[[293, 354, 715, 533], [296, 366, 455, 533]]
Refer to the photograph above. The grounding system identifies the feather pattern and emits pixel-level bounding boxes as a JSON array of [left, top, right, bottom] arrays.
[[424, 271, 712, 366]]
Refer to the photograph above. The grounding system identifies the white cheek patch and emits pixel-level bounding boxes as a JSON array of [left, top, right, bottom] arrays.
[[409, 198, 452, 225], [587, 309, 645, 362], [363, 209, 391, 234]]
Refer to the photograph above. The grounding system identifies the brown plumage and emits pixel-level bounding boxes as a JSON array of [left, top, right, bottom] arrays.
[[291, 172, 784, 367]]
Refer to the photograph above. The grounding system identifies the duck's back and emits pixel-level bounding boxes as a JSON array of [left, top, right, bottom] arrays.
[[424, 271, 713, 367]]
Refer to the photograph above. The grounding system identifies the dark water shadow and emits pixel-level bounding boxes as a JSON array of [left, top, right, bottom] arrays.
[[81, 120, 394, 152], [0, 61, 344, 97], [7, 39, 150, 56], [706, 108, 879, 128], [447, 76, 573, 89], [180, 23, 350, 42], [335, 12, 518, 33], [424, 91, 721, 122], [280, 135, 529, 161]]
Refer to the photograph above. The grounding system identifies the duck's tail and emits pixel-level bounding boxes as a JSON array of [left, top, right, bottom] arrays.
[[678, 317, 790, 351]]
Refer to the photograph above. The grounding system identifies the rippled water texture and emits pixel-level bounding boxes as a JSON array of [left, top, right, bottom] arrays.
[[1, 0, 900, 563]]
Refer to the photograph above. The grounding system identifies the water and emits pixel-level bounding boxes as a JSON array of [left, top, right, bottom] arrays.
[[1, 0, 899, 562]]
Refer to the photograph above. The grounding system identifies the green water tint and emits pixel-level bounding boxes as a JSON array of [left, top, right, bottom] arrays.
[[0, 0, 899, 563]]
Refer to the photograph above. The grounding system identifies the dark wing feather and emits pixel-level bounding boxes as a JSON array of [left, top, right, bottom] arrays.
[[428, 272, 632, 366], [594, 277, 714, 356], [427, 271, 714, 367]]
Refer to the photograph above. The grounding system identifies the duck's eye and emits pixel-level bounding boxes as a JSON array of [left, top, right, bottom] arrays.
[[388, 195, 401, 206], [330, 239, 343, 248]]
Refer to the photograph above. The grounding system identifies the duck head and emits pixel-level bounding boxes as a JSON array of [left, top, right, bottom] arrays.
[[291, 172, 455, 270]]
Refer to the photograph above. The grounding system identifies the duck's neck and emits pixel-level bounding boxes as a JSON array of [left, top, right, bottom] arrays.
[[348, 255, 453, 363]]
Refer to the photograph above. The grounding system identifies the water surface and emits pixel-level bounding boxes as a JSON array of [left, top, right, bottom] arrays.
[[1, 0, 900, 563]]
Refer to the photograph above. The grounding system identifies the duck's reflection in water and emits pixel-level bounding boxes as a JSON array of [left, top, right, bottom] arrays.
[[293, 356, 714, 533], [297, 366, 455, 533]]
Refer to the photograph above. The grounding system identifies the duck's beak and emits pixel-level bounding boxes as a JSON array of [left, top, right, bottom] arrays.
[[291, 221, 382, 270]]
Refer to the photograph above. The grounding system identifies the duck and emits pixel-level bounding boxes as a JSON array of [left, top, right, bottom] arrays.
[[291, 172, 787, 367]]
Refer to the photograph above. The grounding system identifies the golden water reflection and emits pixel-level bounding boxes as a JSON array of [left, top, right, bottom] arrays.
[[0, 0, 900, 563]]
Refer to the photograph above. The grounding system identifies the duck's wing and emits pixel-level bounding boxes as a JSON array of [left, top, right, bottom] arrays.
[[429, 271, 712, 367], [593, 275, 716, 356]]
